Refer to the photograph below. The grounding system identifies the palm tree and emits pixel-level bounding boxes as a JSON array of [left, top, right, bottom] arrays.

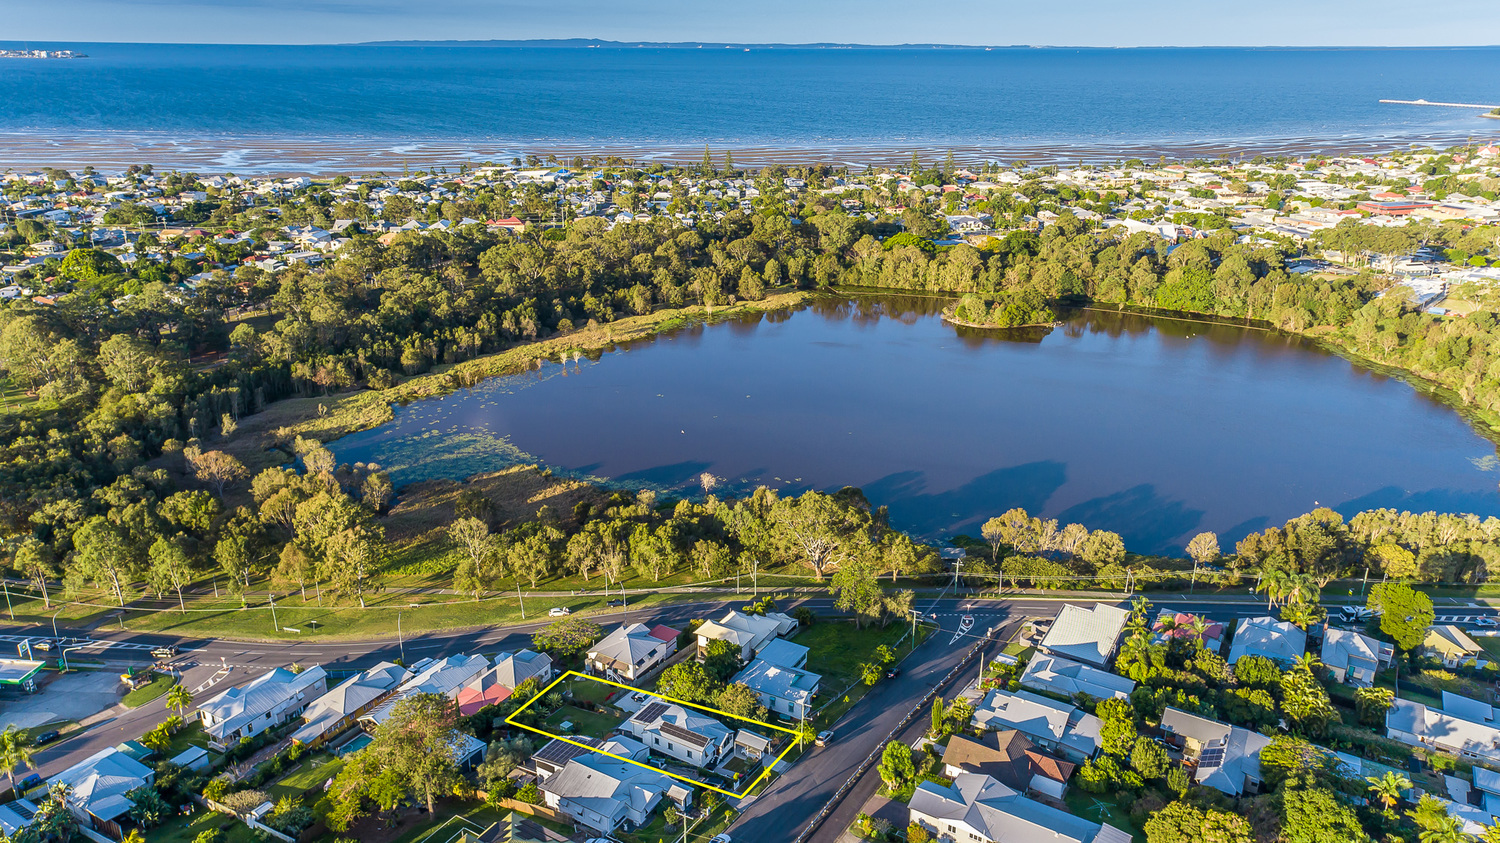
[[1367, 771, 1411, 812], [1186, 615, 1212, 645], [165, 684, 193, 718], [1419, 814, 1466, 843], [1294, 652, 1322, 673], [1256, 569, 1291, 609], [121, 830, 145, 843], [0, 727, 35, 793]]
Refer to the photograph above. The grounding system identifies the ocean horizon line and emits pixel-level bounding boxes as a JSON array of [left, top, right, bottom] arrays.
[[3, 39, 1500, 50]]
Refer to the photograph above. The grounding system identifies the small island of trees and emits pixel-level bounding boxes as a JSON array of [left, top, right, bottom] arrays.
[[946, 289, 1057, 328]]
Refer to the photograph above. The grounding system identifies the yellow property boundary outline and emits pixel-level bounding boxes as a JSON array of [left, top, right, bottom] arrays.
[[505, 670, 801, 798]]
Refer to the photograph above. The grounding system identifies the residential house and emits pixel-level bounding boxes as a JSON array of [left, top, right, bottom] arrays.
[[1320, 629, 1393, 687], [1159, 707, 1271, 796], [588, 623, 680, 682], [292, 662, 408, 745], [47, 747, 155, 841], [1038, 603, 1130, 668], [1226, 616, 1307, 666], [695, 610, 797, 662], [621, 701, 735, 768], [908, 773, 1130, 843], [198, 665, 329, 745], [360, 653, 489, 728], [1425, 626, 1484, 666], [532, 735, 650, 783], [1019, 654, 1135, 702], [1388, 698, 1500, 764], [0, 800, 38, 838], [732, 658, 821, 719], [755, 638, 809, 670], [458, 650, 554, 715], [540, 753, 689, 833], [969, 689, 1101, 763], [940, 732, 1075, 800]]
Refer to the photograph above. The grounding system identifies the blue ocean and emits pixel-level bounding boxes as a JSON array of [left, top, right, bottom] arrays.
[[0, 42, 1497, 169]]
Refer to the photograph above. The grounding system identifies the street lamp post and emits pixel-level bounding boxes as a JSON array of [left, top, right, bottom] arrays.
[[269, 593, 279, 632], [397, 612, 406, 664]]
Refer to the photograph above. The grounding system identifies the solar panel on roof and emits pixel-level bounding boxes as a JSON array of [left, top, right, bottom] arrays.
[[636, 701, 668, 724], [1199, 744, 1226, 770], [661, 722, 711, 748]]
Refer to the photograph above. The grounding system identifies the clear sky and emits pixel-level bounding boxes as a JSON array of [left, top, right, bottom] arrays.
[[4, 0, 1499, 46]]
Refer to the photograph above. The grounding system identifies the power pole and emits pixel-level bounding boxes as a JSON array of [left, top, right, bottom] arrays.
[[269, 593, 279, 632], [397, 612, 406, 664], [517, 582, 526, 620]]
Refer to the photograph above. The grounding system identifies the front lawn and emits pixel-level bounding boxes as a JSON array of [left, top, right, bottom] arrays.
[[123, 672, 177, 708]]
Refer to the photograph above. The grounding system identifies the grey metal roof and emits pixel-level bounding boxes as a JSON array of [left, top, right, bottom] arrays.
[[1039, 603, 1130, 667]]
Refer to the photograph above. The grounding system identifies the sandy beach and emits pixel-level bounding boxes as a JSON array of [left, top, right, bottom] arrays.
[[0, 129, 1493, 175]]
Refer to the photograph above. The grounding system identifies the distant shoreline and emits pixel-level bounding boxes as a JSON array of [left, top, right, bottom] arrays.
[[0, 128, 1493, 175]]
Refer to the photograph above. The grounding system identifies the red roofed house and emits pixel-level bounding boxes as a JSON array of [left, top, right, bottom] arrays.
[[457, 649, 553, 715], [488, 217, 527, 232]]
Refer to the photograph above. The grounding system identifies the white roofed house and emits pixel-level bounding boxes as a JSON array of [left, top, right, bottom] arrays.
[[1320, 629, 1393, 687], [1019, 654, 1135, 702], [1038, 603, 1130, 668], [695, 610, 797, 663], [1226, 616, 1307, 666], [732, 658, 821, 719], [1387, 697, 1500, 765], [970, 689, 1101, 763], [46, 747, 155, 841], [587, 623, 680, 682], [359, 653, 489, 729], [539, 753, 688, 833], [908, 772, 1130, 843], [621, 701, 735, 768], [1158, 707, 1271, 796], [292, 662, 409, 746], [198, 665, 328, 746]]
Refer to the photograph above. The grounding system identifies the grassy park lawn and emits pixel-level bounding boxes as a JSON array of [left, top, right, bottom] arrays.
[[542, 704, 622, 740], [123, 672, 177, 708]]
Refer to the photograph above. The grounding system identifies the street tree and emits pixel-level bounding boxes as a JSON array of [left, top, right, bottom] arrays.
[[531, 616, 602, 659], [878, 740, 915, 789], [449, 517, 499, 600], [147, 537, 194, 612], [1368, 581, 1434, 653]]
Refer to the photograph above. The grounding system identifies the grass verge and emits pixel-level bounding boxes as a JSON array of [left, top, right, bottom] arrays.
[[123, 672, 177, 708]]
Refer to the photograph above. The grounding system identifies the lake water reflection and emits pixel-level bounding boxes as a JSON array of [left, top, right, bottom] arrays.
[[330, 295, 1500, 554]]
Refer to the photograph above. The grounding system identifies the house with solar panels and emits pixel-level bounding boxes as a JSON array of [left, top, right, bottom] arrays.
[[621, 700, 735, 767], [1158, 707, 1272, 796]]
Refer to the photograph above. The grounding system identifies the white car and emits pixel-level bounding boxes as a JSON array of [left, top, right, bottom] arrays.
[[548, 606, 571, 617], [709, 835, 732, 843]]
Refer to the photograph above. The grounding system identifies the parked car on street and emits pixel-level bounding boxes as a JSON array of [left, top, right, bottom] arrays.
[[35, 730, 59, 745], [815, 730, 834, 747]]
